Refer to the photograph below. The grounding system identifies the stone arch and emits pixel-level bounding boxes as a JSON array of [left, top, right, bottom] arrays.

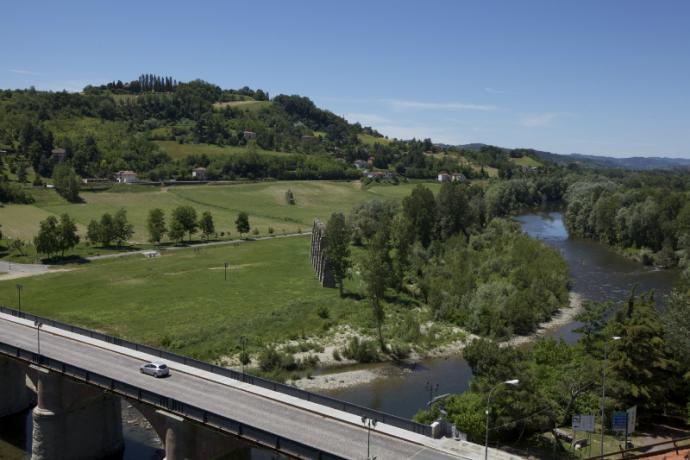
[[125, 399, 249, 460]]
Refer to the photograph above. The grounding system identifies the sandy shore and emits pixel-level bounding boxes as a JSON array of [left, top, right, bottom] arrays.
[[290, 291, 585, 391]]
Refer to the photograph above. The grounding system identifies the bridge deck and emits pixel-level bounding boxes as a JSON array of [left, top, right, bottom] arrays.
[[0, 312, 518, 459]]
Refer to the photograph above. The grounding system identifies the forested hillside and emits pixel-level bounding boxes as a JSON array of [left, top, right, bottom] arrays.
[[0, 74, 550, 203]]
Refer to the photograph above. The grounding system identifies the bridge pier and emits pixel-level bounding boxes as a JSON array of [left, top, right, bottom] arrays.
[[130, 402, 248, 460], [0, 355, 35, 417], [29, 368, 124, 460]]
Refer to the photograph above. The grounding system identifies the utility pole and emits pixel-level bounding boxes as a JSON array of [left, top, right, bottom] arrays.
[[224, 262, 229, 281]]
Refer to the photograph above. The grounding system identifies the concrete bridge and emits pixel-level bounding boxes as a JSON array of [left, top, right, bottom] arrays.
[[0, 307, 522, 460]]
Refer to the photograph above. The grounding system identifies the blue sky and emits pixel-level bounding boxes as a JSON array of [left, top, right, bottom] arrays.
[[2, 0, 689, 157]]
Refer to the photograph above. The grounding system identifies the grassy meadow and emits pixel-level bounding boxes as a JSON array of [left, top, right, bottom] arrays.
[[0, 180, 440, 243], [0, 236, 370, 360]]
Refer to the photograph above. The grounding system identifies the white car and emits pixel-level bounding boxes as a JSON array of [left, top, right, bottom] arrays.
[[139, 361, 170, 378]]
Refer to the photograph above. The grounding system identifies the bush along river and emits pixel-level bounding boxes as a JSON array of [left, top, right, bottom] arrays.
[[0, 212, 679, 459]]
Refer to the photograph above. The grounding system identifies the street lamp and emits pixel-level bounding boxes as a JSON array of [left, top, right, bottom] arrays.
[[16, 284, 23, 312], [362, 416, 377, 460], [600, 336, 622, 456], [224, 262, 229, 281], [34, 320, 43, 357], [485, 379, 519, 460]]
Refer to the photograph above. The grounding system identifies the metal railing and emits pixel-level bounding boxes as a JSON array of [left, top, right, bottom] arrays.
[[0, 341, 344, 460], [583, 435, 690, 460], [0, 305, 432, 437]]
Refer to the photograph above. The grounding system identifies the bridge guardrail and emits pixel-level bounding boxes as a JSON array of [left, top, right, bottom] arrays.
[[0, 340, 344, 460], [0, 305, 432, 437]]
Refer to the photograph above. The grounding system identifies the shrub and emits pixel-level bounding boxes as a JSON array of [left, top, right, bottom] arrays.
[[342, 337, 379, 363], [268, 226, 275, 236], [389, 341, 411, 359], [252, 228, 260, 236], [317, 305, 330, 319], [332, 349, 342, 361], [239, 350, 251, 366], [258, 347, 282, 371]]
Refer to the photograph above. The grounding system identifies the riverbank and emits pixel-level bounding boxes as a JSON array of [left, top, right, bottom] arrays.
[[290, 291, 584, 391]]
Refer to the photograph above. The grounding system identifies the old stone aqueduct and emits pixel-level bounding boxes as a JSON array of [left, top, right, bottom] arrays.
[[0, 354, 249, 459]]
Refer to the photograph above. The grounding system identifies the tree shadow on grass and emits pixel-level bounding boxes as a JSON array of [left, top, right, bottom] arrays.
[[41, 255, 91, 265]]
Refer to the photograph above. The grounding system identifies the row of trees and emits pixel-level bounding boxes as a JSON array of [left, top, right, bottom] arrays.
[[146, 207, 253, 244], [33, 214, 79, 258]]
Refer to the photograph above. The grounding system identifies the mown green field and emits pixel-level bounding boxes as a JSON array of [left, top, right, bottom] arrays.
[[155, 140, 287, 160], [0, 181, 440, 243], [0, 236, 369, 360], [509, 156, 543, 167], [357, 133, 391, 146]]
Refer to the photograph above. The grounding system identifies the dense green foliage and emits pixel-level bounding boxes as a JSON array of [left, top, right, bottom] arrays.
[[33, 214, 80, 258], [564, 171, 690, 267], [324, 212, 352, 296], [425, 220, 569, 337]]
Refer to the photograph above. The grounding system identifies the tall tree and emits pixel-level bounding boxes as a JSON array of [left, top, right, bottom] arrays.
[[52, 163, 81, 202], [235, 212, 250, 238], [402, 185, 436, 247], [56, 213, 80, 256], [34, 216, 60, 258], [147, 208, 167, 245], [171, 206, 198, 242], [199, 211, 215, 241], [608, 292, 675, 415], [362, 227, 391, 350], [324, 212, 352, 296], [112, 208, 134, 246]]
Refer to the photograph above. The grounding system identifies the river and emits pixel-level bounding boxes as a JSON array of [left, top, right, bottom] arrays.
[[0, 212, 679, 458]]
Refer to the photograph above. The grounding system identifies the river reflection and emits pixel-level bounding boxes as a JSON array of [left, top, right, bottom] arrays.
[[325, 212, 679, 418]]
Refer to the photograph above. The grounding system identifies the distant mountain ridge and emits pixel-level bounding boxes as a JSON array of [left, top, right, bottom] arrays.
[[457, 143, 690, 171]]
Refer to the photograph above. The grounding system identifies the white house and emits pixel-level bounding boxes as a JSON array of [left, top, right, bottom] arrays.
[[115, 170, 138, 184], [451, 173, 467, 182], [192, 167, 207, 180], [437, 172, 451, 182], [243, 130, 257, 140]]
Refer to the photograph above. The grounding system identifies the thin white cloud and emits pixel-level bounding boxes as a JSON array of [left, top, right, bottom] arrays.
[[520, 112, 560, 128], [9, 69, 39, 76], [344, 112, 392, 126], [385, 99, 497, 112], [484, 87, 507, 95]]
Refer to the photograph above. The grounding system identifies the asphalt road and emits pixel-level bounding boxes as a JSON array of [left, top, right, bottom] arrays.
[[0, 316, 476, 460]]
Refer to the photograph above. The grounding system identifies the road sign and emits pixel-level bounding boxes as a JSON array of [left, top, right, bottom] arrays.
[[626, 406, 637, 434], [612, 411, 628, 433], [572, 414, 596, 432]]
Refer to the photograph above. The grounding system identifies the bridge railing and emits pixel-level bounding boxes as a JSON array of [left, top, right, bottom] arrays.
[[0, 305, 432, 437], [0, 341, 344, 460]]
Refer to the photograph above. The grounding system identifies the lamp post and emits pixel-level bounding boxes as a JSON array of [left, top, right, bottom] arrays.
[[224, 262, 229, 281], [485, 379, 519, 460], [34, 320, 43, 357], [16, 284, 23, 312], [600, 336, 621, 456], [362, 416, 377, 460]]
